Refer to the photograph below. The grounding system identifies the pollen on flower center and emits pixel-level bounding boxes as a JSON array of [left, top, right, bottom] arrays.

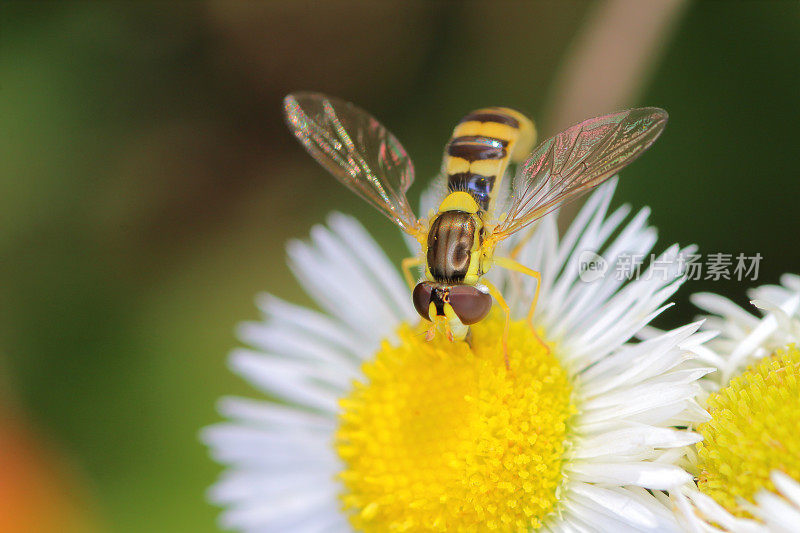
[[696, 344, 800, 518], [335, 314, 575, 532]]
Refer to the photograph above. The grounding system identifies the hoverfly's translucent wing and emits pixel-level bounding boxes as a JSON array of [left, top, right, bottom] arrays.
[[490, 107, 668, 240], [284, 92, 421, 235]]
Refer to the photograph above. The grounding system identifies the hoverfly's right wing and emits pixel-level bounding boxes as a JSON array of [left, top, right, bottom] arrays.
[[284, 92, 422, 236], [489, 107, 668, 242]]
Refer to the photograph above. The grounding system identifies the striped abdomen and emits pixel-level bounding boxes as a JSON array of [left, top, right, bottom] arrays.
[[444, 108, 536, 211]]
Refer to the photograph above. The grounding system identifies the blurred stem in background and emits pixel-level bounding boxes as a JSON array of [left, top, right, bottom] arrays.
[[544, 0, 688, 227], [545, 0, 688, 132]]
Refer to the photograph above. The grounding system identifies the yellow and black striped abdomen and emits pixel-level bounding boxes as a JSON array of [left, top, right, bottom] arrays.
[[444, 107, 536, 212]]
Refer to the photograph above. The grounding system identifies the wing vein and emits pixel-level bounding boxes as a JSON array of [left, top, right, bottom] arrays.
[[491, 108, 668, 241]]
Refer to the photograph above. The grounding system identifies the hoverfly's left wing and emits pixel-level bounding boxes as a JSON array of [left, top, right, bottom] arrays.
[[284, 92, 422, 235], [489, 108, 668, 242]]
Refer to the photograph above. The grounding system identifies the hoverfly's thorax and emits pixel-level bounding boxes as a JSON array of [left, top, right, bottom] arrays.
[[426, 211, 482, 283], [437, 191, 480, 214]]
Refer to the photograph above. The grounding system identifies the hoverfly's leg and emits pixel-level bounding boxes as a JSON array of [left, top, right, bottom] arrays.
[[424, 321, 437, 341], [481, 279, 512, 370], [424, 303, 457, 342], [491, 256, 549, 354], [401, 257, 423, 291], [508, 221, 541, 261], [427, 314, 455, 342], [503, 223, 541, 309]]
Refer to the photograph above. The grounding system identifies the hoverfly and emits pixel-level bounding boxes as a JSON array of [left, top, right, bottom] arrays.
[[284, 92, 667, 366]]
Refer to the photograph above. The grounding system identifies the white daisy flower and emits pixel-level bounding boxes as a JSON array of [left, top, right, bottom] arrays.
[[203, 179, 711, 532], [673, 275, 800, 532]]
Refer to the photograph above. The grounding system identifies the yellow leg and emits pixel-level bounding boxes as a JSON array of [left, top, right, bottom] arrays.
[[482, 278, 512, 369], [505, 225, 539, 307], [492, 256, 549, 353], [508, 221, 541, 260], [401, 257, 423, 291]]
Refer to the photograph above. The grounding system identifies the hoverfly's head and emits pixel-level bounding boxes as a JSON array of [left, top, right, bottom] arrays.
[[412, 281, 492, 332]]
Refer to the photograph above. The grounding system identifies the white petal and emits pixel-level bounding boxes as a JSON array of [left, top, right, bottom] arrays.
[[229, 349, 342, 414], [216, 397, 335, 432], [753, 494, 800, 533], [670, 490, 711, 533], [548, 208, 657, 336], [691, 292, 759, 329], [569, 462, 692, 490], [781, 273, 800, 291], [239, 321, 360, 379], [568, 482, 673, 530], [559, 499, 664, 533], [220, 490, 342, 532], [581, 323, 701, 395], [286, 215, 409, 346], [328, 213, 416, 322], [250, 294, 364, 361], [626, 398, 710, 427], [583, 368, 712, 412], [684, 490, 763, 533], [580, 382, 703, 425], [574, 425, 702, 459], [210, 469, 336, 504], [203, 432, 334, 473], [203, 424, 332, 461], [771, 470, 800, 507]]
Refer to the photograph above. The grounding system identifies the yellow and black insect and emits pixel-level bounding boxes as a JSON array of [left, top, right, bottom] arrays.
[[284, 93, 667, 365]]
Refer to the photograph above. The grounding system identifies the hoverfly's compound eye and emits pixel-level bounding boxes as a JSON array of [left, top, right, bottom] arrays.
[[448, 285, 492, 325], [412, 282, 436, 321]]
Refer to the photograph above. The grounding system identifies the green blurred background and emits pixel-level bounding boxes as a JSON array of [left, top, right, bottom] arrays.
[[0, 1, 797, 531]]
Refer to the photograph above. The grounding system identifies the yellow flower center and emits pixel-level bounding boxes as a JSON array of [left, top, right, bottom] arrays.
[[696, 344, 800, 517], [335, 314, 575, 532]]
